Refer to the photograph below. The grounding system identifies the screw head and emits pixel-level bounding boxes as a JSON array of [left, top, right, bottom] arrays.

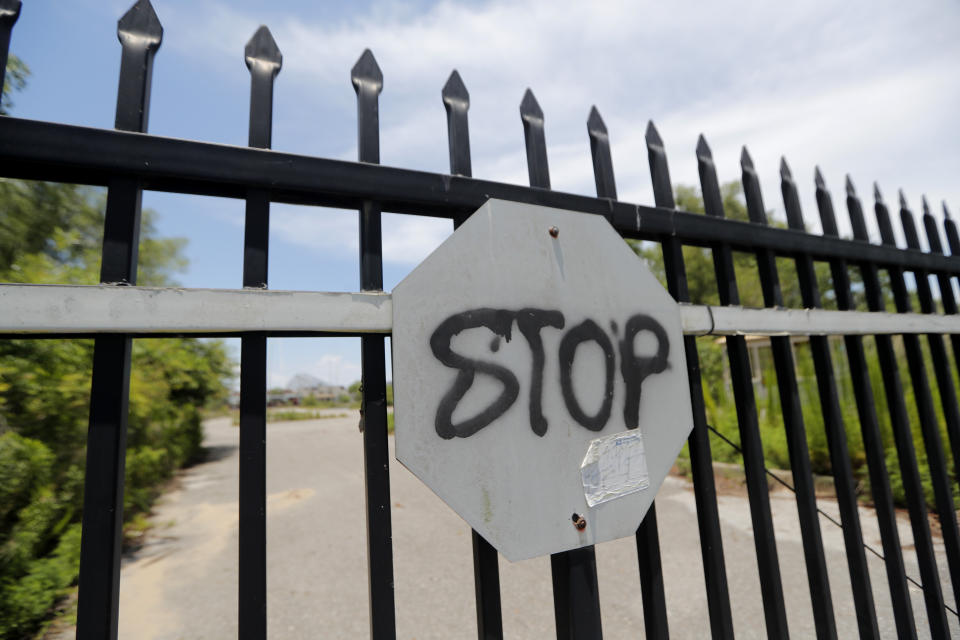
[[571, 513, 586, 530], [549, 226, 559, 238]]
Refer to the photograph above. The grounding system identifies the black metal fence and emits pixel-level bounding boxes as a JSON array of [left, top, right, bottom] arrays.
[[2, 1, 960, 638]]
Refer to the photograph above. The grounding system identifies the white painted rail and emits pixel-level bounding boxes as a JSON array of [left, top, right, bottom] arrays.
[[2, 283, 959, 337], [0, 284, 393, 334]]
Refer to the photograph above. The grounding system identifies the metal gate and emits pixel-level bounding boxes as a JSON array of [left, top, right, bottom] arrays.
[[2, 1, 960, 638]]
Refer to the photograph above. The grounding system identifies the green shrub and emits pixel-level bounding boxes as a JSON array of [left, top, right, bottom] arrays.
[[0, 524, 81, 638]]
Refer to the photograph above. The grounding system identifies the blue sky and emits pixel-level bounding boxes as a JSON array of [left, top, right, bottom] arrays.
[[8, 0, 960, 387]]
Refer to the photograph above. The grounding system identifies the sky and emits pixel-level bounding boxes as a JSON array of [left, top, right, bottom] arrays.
[[7, 0, 960, 388]]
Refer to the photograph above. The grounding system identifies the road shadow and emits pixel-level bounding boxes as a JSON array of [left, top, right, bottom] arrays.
[[198, 444, 238, 464]]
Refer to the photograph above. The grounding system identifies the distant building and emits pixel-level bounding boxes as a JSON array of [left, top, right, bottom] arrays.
[[309, 385, 347, 402], [267, 389, 300, 406]]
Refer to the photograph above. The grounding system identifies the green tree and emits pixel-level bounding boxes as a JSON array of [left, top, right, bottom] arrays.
[[631, 182, 835, 308], [0, 54, 28, 116]]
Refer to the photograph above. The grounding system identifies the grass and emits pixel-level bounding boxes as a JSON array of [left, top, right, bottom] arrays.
[[231, 409, 350, 426]]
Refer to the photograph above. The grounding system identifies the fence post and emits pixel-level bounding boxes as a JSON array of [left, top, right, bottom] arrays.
[[352, 48, 397, 640], [238, 25, 281, 640], [821, 175, 920, 637], [844, 182, 949, 637], [442, 69, 505, 640], [696, 135, 790, 639], [920, 201, 960, 480], [886, 193, 960, 615], [779, 163, 881, 639], [640, 119, 734, 639], [585, 114, 670, 639], [905, 198, 960, 482], [741, 149, 837, 639], [76, 2, 162, 638], [519, 88, 602, 640]]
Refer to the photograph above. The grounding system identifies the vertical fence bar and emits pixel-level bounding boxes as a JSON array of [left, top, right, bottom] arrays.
[[780, 162, 881, 639], [76, 2, 161, 638], [887, 192, 960, 613], [920, 200, 960, 477], [238, 26, 280, 640], [939, 204, 960, 403], [741, 149, 837, 639], [352, 49, 397, 639], [696, 135, 790, 639], [845, 181, 949, 637], [520, 88, 602, 640], [642, 120, 734, 639], [944, 204, 960, 280], [443, 69, 504, 640], [631, 123, 669, 640], [0, 0, 21, 108], [590, 115, 669, 640], [787, 165, 882, 636], [826, 176, 918, 638]]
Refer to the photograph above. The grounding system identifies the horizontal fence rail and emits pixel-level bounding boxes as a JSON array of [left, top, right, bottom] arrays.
[[2, 117, 960, 277], [5, 283, 960, 337], [3, 1, 960, 639]]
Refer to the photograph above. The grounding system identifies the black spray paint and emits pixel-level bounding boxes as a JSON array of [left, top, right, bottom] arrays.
[[515, 309, 565, 436], [430, 308, 670, 439], [558, 319, 615, 431], [619, 314, 669, 429], [430, 308, 520, 439]]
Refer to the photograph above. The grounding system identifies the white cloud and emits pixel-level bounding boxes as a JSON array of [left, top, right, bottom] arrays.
[[161, 0, 960, 248], [259, 206, 453, 267], [381, 213, 453, 266], [269, 205, 358, 257], [268, 350, 362, 388], [146, 0, 960, 399]]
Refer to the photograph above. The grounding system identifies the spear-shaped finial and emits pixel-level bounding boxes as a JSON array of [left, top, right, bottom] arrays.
[[780, 157, 806, 231], [739, 146, 767, 224], [0, 0, 23, 108], [520, 88, 543, 122], [813, 166, 827, 191], [898, 189, 909, 211], [779, 157, 793, 182], [442, 70, 471, 183], [695, 134, 712, 160], [520, 88, 548, 188], [114, 0, 162, 132], [442, 69, 469, 108], [945, 201, 953, 220], [587, 105, 607, 136], [644, 120, 674, 208], [873, 182, 884, 204], [921, 195, 931, 217], [0, 1, 21, 21], [351, 48, 383, 93], [844, 175, 869, 241], [118, 0, 163, 45], [845, 175, 856, 198], [588, 106, 617, 200], [645, 120, 664, 148], [245, 25, 282, 73]]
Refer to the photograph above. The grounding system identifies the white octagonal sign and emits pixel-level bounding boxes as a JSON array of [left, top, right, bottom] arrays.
[[392, 199, 693, 561]]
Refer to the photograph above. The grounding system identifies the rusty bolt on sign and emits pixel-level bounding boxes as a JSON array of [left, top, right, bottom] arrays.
[[571, 513, 586, 530], [549, 226, 559, 238]]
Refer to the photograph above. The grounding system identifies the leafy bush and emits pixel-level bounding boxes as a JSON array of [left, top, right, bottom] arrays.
[[0, 177, 232, 637]]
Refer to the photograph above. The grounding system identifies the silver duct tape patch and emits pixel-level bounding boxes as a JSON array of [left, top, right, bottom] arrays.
[[580, 430, 650, 507]]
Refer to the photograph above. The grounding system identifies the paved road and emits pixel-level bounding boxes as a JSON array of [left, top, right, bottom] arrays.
[[110, 413, 956, 638]]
